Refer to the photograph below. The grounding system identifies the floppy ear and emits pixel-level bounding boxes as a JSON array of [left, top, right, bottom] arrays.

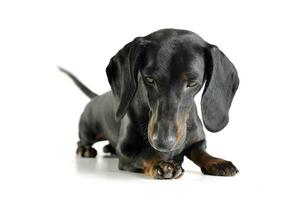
[[106, 37, 147, 121], [201, 45, 239, 132]]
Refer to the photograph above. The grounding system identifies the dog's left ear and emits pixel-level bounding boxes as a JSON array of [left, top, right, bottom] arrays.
[[201, 45, 239, 132], [106, 37, 148, 121]]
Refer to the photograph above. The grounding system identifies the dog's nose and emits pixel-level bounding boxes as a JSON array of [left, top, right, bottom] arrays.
[[151, 123, 177, 152], [152, 135, 176, 152]]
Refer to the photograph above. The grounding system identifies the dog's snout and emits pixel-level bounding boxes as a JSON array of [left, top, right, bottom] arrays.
[[150, 122, 177, 152], [151, 134, 176, 152], [157, 122, 177, 136]]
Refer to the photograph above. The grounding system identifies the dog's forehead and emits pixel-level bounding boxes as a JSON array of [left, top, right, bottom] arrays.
[[142, 40, 205, 80]]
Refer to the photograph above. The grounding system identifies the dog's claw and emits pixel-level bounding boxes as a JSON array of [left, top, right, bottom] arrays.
[[153, 160, 183, 179]]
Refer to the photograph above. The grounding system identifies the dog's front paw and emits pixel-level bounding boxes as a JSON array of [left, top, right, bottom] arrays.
[[201, 159, 239, 176], [152, 160, 183, 179]]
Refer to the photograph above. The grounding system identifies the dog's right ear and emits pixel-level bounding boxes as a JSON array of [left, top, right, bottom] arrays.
[[106, 37, 148, 121]]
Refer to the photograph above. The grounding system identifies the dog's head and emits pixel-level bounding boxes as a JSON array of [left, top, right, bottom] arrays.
[[106, 29, 239, 152]]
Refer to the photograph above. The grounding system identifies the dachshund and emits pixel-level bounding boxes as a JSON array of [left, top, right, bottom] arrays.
[[60, 29, 239, 179]]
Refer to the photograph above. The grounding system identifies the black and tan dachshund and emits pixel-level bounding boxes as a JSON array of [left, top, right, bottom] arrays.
[[60, 29, 239, 179]]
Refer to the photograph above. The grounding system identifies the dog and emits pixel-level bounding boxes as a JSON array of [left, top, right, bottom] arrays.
[[60, 29, 239, 179]]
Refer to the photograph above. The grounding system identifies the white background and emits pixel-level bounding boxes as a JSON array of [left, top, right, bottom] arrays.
[[0, 0, 300, 199]]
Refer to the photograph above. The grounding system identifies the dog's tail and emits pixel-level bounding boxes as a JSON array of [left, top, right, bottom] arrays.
[[58, 66, 98, 99]]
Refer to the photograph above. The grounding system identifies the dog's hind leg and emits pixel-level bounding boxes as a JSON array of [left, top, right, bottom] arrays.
[[76, 120, 105, 158]]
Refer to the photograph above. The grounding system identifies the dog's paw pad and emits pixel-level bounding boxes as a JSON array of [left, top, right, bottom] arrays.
[[201, 160, 239, 176], [76, 146, 97, 158], [153, 160, 183, 179]]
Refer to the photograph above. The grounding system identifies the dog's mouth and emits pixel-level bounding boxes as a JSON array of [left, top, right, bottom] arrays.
[[148, 139, 169, 152]]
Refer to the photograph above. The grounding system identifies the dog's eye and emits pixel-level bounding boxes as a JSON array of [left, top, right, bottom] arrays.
[[187, 81, 198, 87], [145, 77, 155, 84]]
